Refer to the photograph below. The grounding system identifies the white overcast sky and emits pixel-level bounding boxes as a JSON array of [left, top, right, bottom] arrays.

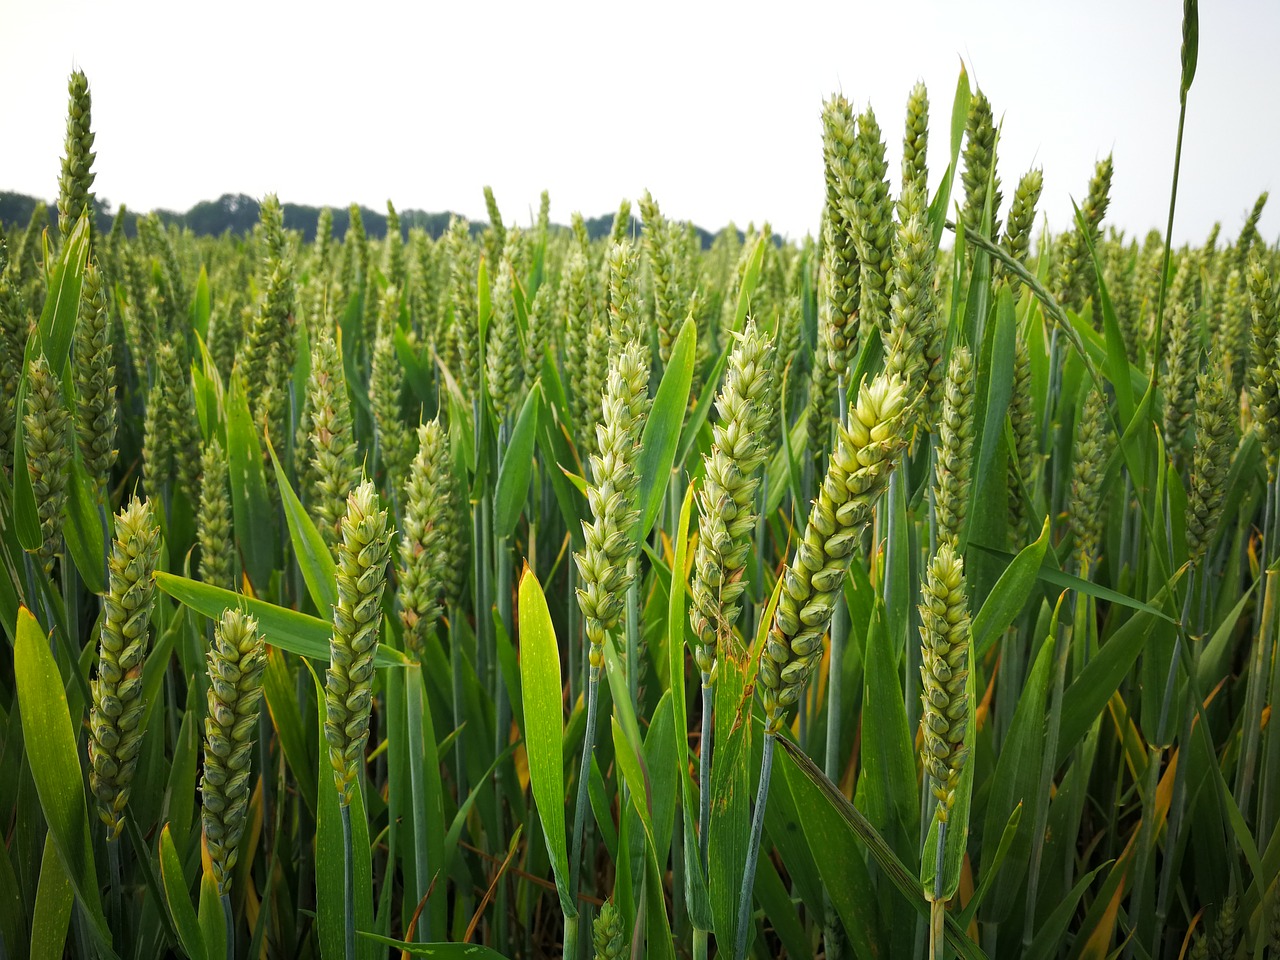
[[1, 0, 1277, 245]]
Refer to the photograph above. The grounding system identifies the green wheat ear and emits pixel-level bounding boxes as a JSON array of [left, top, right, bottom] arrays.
[[383, 200, 406, 291], [1246, 257, 1280, 476], [934, 346, 975, 549], [919, 543, 972, 821], [1208, 895, 1238, 960], [1234, 192, 1268, 271], [607, 238, 646, 351], [592, 900, 627, 960], [342, 202, 369, 310], [89, 496, 162, 839], [847, 106, 894, 340], [444, 216, 480, 399], [307, 333, 362, 547], [57, 69, 96, 240], [1186, 365, 1236, 566], [370, 285, 413, 485], [760, 374, 909, 733], [240, 193, 296, 436], [820, 93, 860, 375], [997, 167, 1044, 291], [143, 340, 202, 505], [1007, 329, 1038, 547], [486, 238, 524, 422], [23, 353, 72, 570], [324, 480, 392, 805], [198, 439, 236, 591], [562, 245, 606, 463], [883, 212, 941, 430], [1053, 155, 1114, 315], [639, 190, 683, 364], [899, 81, 930, 222], [690, 321, 774, 678], [961, 90, 1002, 240], [202, 609, 267, 895], [0, 258, 22, 465], [398, 419, 462, 654], [1068, 383, 1114, 573], [482, 185, 506, 271], [575, 342, 650, 671], [1162, 295, 1201, 454], [74, 261, 118, 492], [523, 283, 551, 388]]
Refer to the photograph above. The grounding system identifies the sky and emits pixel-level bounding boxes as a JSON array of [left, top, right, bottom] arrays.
[[1, 0, 1277, 246]]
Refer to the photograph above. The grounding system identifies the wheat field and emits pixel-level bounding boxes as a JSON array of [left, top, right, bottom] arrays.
[[1, 3, 1279, 958]]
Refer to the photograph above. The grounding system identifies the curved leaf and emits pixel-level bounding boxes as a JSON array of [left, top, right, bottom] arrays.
[[775, 737, 989, 960], [972, 516, 1050, 657], [13, 607, 109, 942], [158, 825, 206, 960], [267, 437, 338, 613], [154, 571, 407, 667]]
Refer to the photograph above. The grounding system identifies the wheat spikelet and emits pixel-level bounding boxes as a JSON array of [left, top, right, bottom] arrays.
[[57, 69, 96, 240], [88, 496, 161, 838], [201, 609, 266, 894], [575, 343, 650, 670], [760, 374, 909, 732], [690, 322, 774, 676], [24, 354, 71, 569], [919, 543, 971, 820], [324, 481, 392, 804]]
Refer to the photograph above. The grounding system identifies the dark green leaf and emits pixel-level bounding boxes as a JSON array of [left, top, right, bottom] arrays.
[[493, 383, 540, 540], [635, 317, 696, 541], [972, 517, 1050, 656], [775, 737, 988, 960], [226, 374, 275, 590]]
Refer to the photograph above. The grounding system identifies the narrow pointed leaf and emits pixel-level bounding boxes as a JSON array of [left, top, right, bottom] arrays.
[[516, 567, 575, 919]]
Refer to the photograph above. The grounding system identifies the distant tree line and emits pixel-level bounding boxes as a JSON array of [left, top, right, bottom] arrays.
[[0, 190, 724, 248]]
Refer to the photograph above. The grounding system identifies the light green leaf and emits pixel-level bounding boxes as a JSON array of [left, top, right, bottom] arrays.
[[158, 825, 206, 960], [192, 264, 211, 341], [972, 517, 1050, 656], [154, 571, 408, 667], [267, 436, 338, 613], [197, 854, 226, 960], [516, 566, 575, 919], [14, 607, 109, 942], [30, 835, 74, 960]]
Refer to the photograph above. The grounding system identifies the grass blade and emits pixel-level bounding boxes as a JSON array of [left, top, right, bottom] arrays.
[[13, 607, 109, 943], [635, 316, 696, 541], [516, 566, 575, 920]]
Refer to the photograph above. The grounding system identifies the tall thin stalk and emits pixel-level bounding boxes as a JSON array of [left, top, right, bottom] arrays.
[[341, 802, 356, 960], [569, 669, 601, 900], [735, 732, 775, 960]]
